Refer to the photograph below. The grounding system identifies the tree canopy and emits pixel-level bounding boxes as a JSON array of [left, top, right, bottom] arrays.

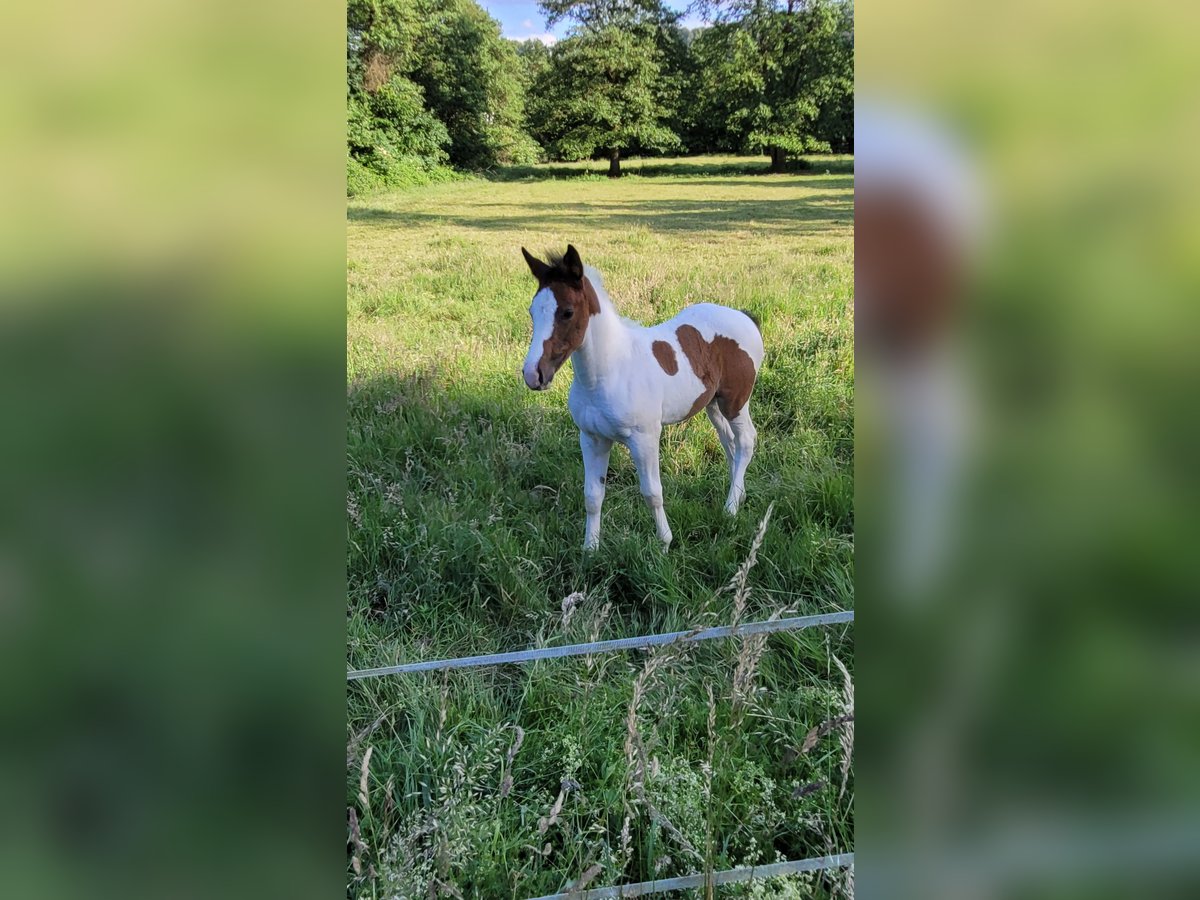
[[346, 0, 853, 193], [527, 9, 682, 176], [410, 0, 539, 169], [692, 0, 854, 169]]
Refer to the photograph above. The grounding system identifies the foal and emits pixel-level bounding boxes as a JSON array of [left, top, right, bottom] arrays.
[[521, 244, 764, 549]]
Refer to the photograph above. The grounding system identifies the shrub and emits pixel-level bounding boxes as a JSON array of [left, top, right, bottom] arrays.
[[346, 151, 458, 198]]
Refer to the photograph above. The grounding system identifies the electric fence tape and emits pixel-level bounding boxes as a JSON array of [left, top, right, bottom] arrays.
[[523, 852, 855, 900], [348, 610, 854, 680]]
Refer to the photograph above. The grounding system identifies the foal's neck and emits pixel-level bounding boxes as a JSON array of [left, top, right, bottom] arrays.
[[572, 278, 630, 390]]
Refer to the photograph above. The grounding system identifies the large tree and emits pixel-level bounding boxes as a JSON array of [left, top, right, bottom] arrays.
[[412, 0, 540, 168], [347, 0, 541, 190], [531, 1, 682, 176], [692, 0, 854, 168], [347, 0, 451, 185]]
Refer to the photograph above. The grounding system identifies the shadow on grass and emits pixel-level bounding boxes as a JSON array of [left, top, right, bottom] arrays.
[[483, 155, 854, 182], [347, 194, 854, 234], [671, 175, 853, 189]]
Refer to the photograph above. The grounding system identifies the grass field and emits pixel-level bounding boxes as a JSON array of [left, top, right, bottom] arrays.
[[347, 154, 855, 898]]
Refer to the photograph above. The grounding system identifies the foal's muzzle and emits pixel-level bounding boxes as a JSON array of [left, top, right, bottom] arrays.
[[524, 360, 553, 390]]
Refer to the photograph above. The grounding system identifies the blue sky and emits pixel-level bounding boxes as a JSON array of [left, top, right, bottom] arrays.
[[479, 1, 707, 44]]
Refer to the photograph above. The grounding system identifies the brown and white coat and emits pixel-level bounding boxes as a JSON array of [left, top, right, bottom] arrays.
[[522, 245, 763, 549]]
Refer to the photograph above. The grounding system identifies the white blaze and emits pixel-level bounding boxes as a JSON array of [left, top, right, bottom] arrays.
[[523, 287, 557, 389]]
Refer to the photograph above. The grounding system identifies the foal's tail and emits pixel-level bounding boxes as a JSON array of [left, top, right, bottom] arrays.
[[740, 309, 762, 334]]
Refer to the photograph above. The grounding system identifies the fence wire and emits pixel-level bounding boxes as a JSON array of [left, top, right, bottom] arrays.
[[524, 852, 855, 900], [347, 610, 854, 680]]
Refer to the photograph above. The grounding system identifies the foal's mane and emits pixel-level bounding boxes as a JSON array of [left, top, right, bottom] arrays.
[[535, 250, 581, 286], [537, 253, 630, 322]]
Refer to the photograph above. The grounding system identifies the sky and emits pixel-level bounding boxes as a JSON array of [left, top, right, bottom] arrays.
[[479, 1, 708, 45]]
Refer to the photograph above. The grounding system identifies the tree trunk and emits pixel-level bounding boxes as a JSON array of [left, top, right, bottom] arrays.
[[608, 148, 621, 178], [770, 146, 787, 173]]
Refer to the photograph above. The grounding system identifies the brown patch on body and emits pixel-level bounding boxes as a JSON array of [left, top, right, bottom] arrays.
[[651, 340, 678, 375], [676, 324, 757, 420]]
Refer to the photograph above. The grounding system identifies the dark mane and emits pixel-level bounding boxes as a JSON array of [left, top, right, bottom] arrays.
[[541, 250, 581, 284]]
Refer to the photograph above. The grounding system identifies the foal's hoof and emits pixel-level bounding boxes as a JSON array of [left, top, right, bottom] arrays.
[[724, 502, 740, 517], [583, 538, 599, 552]]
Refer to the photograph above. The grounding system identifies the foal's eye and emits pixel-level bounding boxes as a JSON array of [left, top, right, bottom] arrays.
[[559, 308, 574, 320]]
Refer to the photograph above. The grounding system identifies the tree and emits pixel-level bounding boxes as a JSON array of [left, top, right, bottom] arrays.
[[690, 23, 766, 154], [532, 1, 681, 176], [411, 0, 540, 168], [347, 0, 544, 191], [530, 28, 681, 176], [347, 0, 451, 189], [691, 0, 854, 169], [513, 37, 553, 84], [803, 0, 854, 153], [540, 0, 675, 30], [346, 74, 450, 164]]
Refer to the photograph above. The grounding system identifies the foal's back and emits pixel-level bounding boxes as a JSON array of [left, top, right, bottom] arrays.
[[664, 303, 764, 368]]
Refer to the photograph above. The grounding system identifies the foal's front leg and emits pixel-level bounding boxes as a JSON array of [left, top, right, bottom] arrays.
[[627, 426, 672, 548], [580, 430, 613, 550]]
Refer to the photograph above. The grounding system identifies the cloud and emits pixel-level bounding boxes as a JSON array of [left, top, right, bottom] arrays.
[[521, 19, 533, 29], [507, 32, 557, 46]]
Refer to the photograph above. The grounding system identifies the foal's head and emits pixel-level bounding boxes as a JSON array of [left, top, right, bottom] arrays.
[[520, 244, 601, 390]]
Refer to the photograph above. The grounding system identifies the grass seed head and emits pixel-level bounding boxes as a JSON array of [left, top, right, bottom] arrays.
[[726, 502, 774, 629]]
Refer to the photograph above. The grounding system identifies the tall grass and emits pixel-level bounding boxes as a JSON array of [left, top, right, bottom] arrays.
[[347, 156, 854, 897]]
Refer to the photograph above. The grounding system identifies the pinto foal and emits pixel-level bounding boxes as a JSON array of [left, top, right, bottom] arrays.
[[521, 244, 764, 549]]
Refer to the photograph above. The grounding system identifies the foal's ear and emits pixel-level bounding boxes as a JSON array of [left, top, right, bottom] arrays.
[[563, 244, 584, 282], [521, 247, 549, 280]]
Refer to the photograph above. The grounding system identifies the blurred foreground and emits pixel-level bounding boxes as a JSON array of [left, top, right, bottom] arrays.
[[856, 1, 1200, 896], [0, 2, 345, 897]]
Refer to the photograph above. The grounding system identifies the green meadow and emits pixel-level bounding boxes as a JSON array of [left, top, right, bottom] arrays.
[[347, 155, 854, 897]]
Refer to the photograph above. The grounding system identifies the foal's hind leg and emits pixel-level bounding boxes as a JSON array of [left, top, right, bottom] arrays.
[[723, 405, 757, 516], [706, 402, 738, 499]]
